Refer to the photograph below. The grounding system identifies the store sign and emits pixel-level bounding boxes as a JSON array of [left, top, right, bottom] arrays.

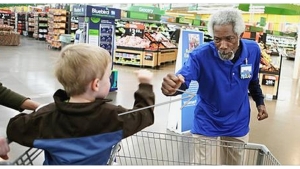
[[128, 11, 148, 20], [148, 13, 155, 20], [139, 7, 153, 14], [0, 13, 11, 19], [262, 75, 276, 86], [260, 17, 266, 27], [178, 17, 193, 24], [124, 23, 145, 38], [72, 5, 86, 16], [128, 6, 165, 15], [86, 5, 121, 19], [144, 52, 153, 60], [167, 30, 204, 133]]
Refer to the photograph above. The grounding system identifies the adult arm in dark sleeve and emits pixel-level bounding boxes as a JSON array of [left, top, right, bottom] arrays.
[[0, 82, 40, 112], [248, 79, 265, 107], [0, 82, 28, 111], [118, 83, 155, 138]]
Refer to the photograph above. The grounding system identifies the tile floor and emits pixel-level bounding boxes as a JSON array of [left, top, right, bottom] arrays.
[[0, 37, 300, 165]]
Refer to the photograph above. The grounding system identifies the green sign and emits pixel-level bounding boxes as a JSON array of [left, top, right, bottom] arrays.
[[127, 11, 161, 21], [260, 17, 266, 27], [128, 6, 165, 15], [249, 26, 263, 32], [90, 17, 100, 24], [239, 3, 300, 15], [128, 11, 148, 20], [193, 19, 201, 26], [89, 29, 99, 36], [178, 17, 193, 24]]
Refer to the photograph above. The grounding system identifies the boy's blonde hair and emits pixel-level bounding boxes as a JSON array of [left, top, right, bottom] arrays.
[[55, 43, 112, 96]]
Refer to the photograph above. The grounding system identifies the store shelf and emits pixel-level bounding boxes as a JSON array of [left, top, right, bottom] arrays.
[[47, 9, 69, 50]]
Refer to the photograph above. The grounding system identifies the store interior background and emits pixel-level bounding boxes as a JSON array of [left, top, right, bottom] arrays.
[[1, 3, 300, 165]]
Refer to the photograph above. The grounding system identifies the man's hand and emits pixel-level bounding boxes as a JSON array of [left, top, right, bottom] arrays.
[[161, 73, 185, 96], [0, 137, 9, 160], [257, 105, 268, 121]]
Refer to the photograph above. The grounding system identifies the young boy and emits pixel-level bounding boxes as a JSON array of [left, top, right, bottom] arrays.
[[6, 43, 155, 165]]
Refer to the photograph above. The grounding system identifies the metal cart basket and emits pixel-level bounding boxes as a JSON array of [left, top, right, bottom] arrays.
[[110, 130, 280, 165], [0, 147, 43, 165], [1, 130, 280, 165]]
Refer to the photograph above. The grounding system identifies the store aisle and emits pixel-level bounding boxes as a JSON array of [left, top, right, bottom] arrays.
[[0, 37, 300, 165]]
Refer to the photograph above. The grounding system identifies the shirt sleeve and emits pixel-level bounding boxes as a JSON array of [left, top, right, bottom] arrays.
[[6, 111, 41, 147], [117, 83, 155, 138], [0, 82, 28, 112], [248, 45, 265, 107], [176, 50, 201, 88], [248, 80, 265, 106]]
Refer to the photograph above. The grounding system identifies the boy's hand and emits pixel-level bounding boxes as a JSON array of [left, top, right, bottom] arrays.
[[135, 69, 153, 84], [0, 137, 9, 160]]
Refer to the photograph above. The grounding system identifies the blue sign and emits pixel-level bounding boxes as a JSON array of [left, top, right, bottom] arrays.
[[167, 29, 204, 133], [72, 5, 86, 16], [86, 5, 121, 19], [180, 30, 204, 132]]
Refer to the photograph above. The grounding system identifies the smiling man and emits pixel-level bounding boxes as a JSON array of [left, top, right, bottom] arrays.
[[161, 8, 268, 165]]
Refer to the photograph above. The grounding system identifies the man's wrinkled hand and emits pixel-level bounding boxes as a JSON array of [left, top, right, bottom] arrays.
[[257, 105, 268, 121]]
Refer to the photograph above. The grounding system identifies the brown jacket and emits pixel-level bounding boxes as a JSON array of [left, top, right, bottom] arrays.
[[6, 83, 155, 165]]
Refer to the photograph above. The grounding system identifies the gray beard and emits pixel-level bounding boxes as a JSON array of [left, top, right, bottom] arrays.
[[218, 51, 234, 61]]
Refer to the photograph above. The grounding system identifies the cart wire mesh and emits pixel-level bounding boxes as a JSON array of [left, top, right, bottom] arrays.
[[0, 130, 280, 165], [111, 130, 280, 165], [0, 147, 43, 165]]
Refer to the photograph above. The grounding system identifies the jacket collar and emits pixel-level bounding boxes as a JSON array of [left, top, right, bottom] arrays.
[[53, 89, 112, 115]]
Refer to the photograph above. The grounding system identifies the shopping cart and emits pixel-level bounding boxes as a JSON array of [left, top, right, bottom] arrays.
[[110, 130, 280, 165], [0, 146, 43, 165], [0, 130, 280, 165]]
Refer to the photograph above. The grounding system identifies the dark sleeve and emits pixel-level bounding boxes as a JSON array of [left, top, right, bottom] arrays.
[[118, 83, 155, 138], [248, 79, 265, 107], [6, 111, 41, 147], [0, 82, 28, 112]]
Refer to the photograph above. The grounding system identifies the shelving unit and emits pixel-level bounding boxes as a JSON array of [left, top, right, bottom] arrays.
[[17, 13, 26, 35], [37, 12, 48, 41], [32, 13, 39, 39], [47, 9, 67, 49], [114, 47, 144, 66], [259, 48, 283, 100], [8, 12, 16, 31], [0, 10, 11, 26], [27, 13, 35, 37], [265, 34, 296, 49], [65, 11, 71, 34]]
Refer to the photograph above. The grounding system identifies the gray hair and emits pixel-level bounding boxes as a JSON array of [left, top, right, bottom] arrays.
[[207, 8, 245, 37]]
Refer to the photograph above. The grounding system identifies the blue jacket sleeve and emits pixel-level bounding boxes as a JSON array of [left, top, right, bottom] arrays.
[[176, 49, 201, 89]]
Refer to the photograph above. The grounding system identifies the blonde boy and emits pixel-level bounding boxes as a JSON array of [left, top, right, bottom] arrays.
[[6, 43, 155, 165]]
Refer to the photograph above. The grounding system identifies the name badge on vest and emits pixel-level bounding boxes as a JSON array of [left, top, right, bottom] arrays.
[[240, 64, 252, 79]]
